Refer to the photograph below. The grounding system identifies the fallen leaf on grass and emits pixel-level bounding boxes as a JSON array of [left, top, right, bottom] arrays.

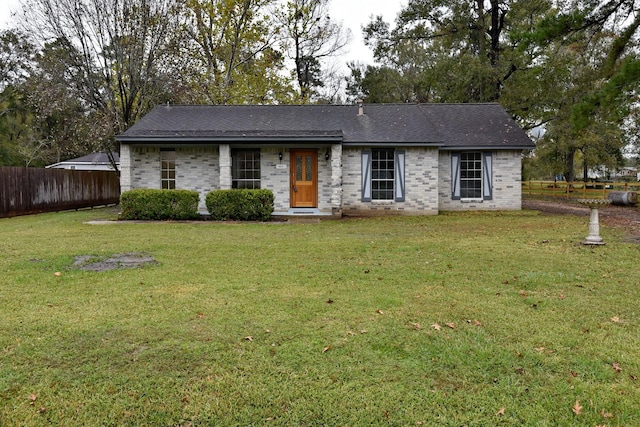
[[473, 319, 483, 326], [431, 323, 441, 331], [558, 294, 566, 300], [29, 394, 37, 405], [519, 290, 527, 297], [244, 336, 253, 342], [196, 313, 205, 319], [572, 400, 582, 415], [612, 362, 622, 373], [496, 407, 505, 416], [600, 409, 613, 418], [376, 309, 384, 315], [445, 323, 456, 329], [322, 345, 331, 353], [610, 316, 621, 323], [37, 407, 46, 414], [54, 272, 61, 277], [534, 347, 545, 353], [410, 322, 422, 330]]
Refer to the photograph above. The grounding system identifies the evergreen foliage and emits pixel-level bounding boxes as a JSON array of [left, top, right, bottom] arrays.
[[119, 189, 201, 220], [205, 189, 274, 221]]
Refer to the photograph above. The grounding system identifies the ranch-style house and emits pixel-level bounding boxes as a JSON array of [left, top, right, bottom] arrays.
[[116, 103, 534, 216]]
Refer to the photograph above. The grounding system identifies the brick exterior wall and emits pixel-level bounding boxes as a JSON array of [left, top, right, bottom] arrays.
[[438, 150, 523, 211], [261, 147, 289, 211], [341, 147, 440, 215], [120, 144, 523, 215], [121, 145, 219, 212], [120, 144, 132, 191], [330, 144, 343, 214], [317, 148, 333, 212], [218, 144, 231, 190]]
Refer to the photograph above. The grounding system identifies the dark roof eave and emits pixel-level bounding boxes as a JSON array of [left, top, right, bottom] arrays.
[[343, 142, 443, 147], [116, 135, 344, 143], [443, 145, 534, 150]]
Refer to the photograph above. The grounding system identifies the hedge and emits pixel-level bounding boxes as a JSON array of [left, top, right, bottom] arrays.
[[120, 189, 200, 220], [205, 189, 274, 221]]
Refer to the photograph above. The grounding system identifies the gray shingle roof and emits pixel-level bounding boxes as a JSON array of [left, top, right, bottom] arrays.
[[67, 152, 120, 163], [117, 103, 533, 149]]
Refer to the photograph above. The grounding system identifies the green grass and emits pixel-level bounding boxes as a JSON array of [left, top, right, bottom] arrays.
[[1, 208, 639, 426]]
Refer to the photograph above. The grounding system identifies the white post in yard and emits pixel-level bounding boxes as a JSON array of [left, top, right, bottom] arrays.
[[578, 199, 611, 245]]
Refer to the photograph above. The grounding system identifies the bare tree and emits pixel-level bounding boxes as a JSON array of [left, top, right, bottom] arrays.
[[18, 0, 182, 139], [275, 0, 350, 102]]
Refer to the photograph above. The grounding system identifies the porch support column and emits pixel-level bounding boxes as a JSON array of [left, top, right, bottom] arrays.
[[219, 144, 232, 189], [120, 144, 132, 191], [330, 143, 343, 215]]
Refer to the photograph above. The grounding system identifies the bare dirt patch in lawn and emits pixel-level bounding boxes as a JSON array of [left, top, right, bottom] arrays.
[[72, 252, 157, 271], [523, 198, 640, 243]]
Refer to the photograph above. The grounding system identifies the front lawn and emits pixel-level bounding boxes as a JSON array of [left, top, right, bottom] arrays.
[[1, 208, 638, 426]]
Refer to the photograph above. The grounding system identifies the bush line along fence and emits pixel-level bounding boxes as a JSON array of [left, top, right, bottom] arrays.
[[523, 180, 640, 200], [0, 167, 120, 218]]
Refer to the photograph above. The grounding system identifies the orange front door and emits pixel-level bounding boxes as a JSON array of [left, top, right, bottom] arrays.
[[290, 150, 318, 208]]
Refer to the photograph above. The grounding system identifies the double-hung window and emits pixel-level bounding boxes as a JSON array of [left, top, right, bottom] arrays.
[[451, 151, 493, 200], [232, 149, 261, 189], [160, 149, 176, 189], [361, 149, 405, 202]]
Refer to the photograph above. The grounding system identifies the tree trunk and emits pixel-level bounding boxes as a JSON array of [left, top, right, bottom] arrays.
[[564, 147, 576, 182]]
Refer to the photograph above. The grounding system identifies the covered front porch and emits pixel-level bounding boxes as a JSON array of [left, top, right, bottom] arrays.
[[219, 143, 343, 217]]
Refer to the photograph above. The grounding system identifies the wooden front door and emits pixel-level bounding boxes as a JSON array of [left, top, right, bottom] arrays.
[[290, 150, 318, 208]]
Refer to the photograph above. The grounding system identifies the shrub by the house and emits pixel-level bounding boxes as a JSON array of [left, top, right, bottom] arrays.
[[120, 189, 200, 220], [206, 189, 274, 221]]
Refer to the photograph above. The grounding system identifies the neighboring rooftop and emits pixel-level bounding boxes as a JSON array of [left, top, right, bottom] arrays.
[[46, 152, 120, 170]]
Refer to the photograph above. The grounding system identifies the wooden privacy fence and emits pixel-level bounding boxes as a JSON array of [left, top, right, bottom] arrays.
[[522, 180, 640, 200], [0, 167, 120, 218]]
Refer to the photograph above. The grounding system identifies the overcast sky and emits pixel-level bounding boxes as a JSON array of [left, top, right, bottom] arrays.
[[0, 0, 402, 65]]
